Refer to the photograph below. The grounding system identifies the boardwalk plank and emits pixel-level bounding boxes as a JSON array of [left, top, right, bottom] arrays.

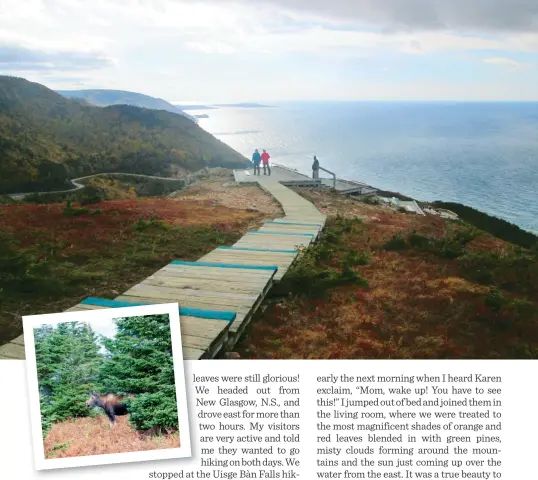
[[153, 268, 272, 282], [128, 283, 259, 302], [260, 224, 320, 232], [11, 335, 24, 346], [201, 250, 296, 260], [123, 285, 258, 307], [143, 277, 264, 294], [162, 264, 275, 278], [115, 295, 251, 314], [0, 342, 25, 359], [183, 347, 206, 360], [201, 253, 295, 265], [216, 247, 297, 256], [235, 237, 310, 245], [180, 316, 229, 338]]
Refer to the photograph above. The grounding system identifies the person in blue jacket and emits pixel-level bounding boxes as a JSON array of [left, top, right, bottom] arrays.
[[252, 149, 261, 175]]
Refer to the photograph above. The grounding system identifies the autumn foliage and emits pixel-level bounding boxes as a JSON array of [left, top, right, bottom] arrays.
[[236, 189, 538, 360], [44, 416, 179, 459], [0, 196, 264, 342]]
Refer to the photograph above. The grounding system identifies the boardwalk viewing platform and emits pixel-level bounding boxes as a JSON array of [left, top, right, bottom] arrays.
[[234, 163, 378, 196], [0, 167, 327, 360]]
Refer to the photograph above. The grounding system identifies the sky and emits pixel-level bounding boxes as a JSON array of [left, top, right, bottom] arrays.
[[1, 0, 538, 102], [86, 318, 118, 340], [37, 319, 116, 355]]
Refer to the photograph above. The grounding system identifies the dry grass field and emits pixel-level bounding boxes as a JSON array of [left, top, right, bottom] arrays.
[[44, 416, 180, 458]]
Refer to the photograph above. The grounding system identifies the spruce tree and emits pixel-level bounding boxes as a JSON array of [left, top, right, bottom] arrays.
[[98, 314, 179, 433], [34, 322, 103, 437]]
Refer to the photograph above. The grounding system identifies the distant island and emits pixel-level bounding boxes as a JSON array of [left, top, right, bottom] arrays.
[[173, 104, 217, 111], [212, 103, 274, 108], [174, 103, 274, 110], [194, 114, 209, 119]]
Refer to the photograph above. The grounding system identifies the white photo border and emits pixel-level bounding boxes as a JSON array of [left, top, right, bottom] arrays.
[[23, 302, 192, 470]]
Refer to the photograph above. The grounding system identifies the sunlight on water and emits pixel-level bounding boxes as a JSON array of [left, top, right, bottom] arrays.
[[196, 102, 538, 233]]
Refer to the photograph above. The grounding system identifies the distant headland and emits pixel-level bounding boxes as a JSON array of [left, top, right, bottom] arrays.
[[175, 102, 275, 110]]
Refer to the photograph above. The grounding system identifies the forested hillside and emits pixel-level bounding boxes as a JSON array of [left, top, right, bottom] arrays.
[[57, 88, 196, 121], [0, 76, 249, 194]]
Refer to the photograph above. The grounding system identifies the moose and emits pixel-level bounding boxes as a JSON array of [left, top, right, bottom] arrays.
[[85, 392, 134, 425]]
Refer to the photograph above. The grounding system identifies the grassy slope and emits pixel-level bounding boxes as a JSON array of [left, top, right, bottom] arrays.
[[0, 76, 249, 194], [234, 189, 538, 359]]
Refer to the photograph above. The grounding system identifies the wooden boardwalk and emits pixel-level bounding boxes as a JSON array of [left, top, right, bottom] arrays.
[[234, 164, 378, 196], [0, 172, 326, 360]]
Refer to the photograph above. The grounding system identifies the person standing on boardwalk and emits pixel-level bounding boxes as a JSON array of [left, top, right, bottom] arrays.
[[312, 155, 320, 179], [261, 149, 271, 176], [252, 149, 261, 175]]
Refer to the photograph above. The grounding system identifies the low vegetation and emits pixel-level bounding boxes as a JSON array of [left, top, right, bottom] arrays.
[[431, 201, 538, 250], [0, 196, 264, 342], [384, 229, 538, 297], [86, 174, 186, 198], [44, 416, 179, 458], [21, 174, 187, 205], [272, 215, 369, 298], [235, 188, 538, 359]]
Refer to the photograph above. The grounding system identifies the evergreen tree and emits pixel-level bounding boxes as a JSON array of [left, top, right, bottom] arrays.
[[98, 314, 179, 432], [34, 322, 103, 437]]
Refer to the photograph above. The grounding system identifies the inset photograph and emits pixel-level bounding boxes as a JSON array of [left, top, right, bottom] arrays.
[[23, 303, 191, 470]]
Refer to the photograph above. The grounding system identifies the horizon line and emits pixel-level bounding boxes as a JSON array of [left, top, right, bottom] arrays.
[[171, 99, 538, 105]]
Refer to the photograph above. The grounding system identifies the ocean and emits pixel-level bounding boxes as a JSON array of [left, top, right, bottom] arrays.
[[195, 101, 538, 234]]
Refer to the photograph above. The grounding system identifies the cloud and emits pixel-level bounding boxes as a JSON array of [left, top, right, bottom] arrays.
[[221, 0, 538, 33], [175, 23, 538, 58], [2, 1, 537, 67], [0, 45, 115, 71], [85, 318, 117, 340], [88, 1, 538, 57], [0, 30, 115, 72], [1, 0, 537, 101], [184, 41, 236, 55], [483, 57, 528, 70]]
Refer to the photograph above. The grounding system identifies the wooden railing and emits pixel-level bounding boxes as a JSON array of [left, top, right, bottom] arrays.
[[271, 161, 337, 190], [319, 166, 336, 190]]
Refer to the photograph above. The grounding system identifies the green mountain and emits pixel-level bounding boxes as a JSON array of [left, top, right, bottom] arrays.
[[57, 89, 196, 121], [0, 76, 249, 194]]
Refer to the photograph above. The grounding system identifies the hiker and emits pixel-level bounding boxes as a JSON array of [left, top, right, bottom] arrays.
[[312, 156, 320, 179], [252, 149, 261, 175], [261, 149, 271, 176]]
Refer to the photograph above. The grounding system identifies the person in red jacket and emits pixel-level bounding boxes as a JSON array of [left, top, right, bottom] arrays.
[[261, 149, 271, 176]]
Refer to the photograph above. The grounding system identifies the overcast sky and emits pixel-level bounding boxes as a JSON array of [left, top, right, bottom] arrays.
[[1, 0, 538, 102], [86, 318, 118, 340], [37, 318, 116, 356]]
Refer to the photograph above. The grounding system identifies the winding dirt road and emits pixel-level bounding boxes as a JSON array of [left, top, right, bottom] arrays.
[[7, 172, 186, 200]]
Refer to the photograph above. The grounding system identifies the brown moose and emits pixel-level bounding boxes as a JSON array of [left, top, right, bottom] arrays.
[[85, 392, 134, 424]]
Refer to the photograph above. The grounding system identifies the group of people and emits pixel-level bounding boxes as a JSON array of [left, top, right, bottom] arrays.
[[251, 149, 271, 176], [251, 150, 321, 179]]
